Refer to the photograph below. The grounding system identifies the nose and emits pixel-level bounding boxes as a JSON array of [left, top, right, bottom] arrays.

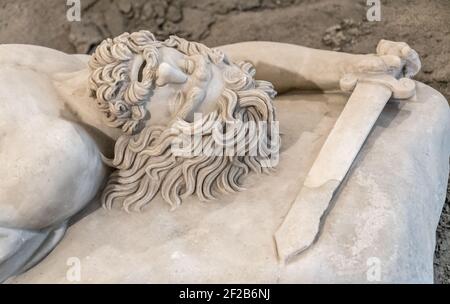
[[156, 62, 188, 87]]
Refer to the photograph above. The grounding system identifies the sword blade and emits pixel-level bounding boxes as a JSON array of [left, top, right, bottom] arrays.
[[275, 82, 393, 263]]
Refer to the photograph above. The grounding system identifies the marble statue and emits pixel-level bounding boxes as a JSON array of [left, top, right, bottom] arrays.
[[0, 31, 449, 283]]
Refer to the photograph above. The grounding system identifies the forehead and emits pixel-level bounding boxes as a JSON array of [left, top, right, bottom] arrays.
[[157, 46, 186, 64]]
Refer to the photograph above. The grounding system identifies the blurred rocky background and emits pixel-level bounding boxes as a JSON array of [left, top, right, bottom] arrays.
[[0, 0, 449, 283]]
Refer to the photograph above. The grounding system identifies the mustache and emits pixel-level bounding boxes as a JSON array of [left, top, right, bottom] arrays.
[[168, 55, 213, 122], [192, 55, 211, 82]]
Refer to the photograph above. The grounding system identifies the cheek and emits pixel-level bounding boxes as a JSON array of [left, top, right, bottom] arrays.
[[145, 85, 181, 125], [197, 65, 225, 115]]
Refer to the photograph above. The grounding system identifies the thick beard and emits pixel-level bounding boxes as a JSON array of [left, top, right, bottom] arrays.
[[100, 78, 279, 212]]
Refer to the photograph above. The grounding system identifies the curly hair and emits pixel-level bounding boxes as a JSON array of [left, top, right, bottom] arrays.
[[88, 30, 161, 134]]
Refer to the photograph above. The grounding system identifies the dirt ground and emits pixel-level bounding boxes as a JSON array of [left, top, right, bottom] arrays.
[[0, 0, 449, 283]]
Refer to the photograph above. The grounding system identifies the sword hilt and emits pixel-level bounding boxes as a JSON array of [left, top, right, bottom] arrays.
[[340, 73, 416, 100]]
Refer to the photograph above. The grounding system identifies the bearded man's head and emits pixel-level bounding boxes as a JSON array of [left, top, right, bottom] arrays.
[[88, 30, 280, 212]]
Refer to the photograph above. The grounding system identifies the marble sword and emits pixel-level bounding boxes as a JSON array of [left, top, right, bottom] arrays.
[[274, 72, 417, 263]]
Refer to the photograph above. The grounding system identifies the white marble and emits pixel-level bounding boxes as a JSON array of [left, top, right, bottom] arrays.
[[0, 32, 448, 283], [9, 83, 450, 283]]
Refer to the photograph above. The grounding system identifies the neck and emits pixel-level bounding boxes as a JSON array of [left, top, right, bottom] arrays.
[[52, 68, 122, 156]]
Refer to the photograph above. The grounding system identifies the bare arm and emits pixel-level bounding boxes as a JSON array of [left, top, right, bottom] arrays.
[[216, 41, 420, 93], [0, 44, 87, 76]]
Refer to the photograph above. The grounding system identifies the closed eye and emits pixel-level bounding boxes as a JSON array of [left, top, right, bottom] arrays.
[[137, 60, 147, 82], [177, 58, 195, 75]]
